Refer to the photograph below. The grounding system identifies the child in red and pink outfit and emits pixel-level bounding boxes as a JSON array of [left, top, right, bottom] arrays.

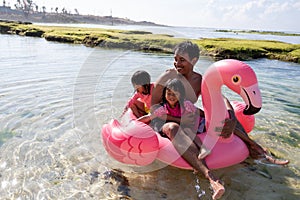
[[138, 78, 210, 160], [122, 70, 154, 118]]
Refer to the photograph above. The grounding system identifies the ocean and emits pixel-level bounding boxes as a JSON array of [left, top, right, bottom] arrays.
[[0, 26, 299, 199]]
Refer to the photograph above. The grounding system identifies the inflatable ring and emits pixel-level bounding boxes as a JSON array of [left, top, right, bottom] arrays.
[[101, 59, 262, 170]]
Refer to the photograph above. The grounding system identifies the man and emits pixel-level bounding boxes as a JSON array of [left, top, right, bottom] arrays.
[[151, 41, 228, 199], [151, 41, 289, 199]]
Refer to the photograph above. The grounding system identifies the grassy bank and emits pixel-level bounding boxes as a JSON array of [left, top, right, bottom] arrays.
[[216, 29, 300, 37], [1, 20, 300, 63]]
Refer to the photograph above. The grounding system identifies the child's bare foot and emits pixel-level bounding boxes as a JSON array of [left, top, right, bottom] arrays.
[[198, 147, 211, 160], [210, 180, 225, 200]]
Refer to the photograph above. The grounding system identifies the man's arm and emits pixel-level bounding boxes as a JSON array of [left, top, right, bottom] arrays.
[[219, 96, 237, 138], [151, 70, 176, 111], [151, 83, 164, 109]]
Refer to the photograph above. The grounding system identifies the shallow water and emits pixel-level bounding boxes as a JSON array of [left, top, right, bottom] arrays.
[[0, 34, 299, 199]]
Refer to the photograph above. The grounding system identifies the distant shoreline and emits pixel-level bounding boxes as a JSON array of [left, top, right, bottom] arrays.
[[0, 20, 299, 64], [2, 6, 300, 36], [0, 5, 165, 27], [216, 29, 300, 37]]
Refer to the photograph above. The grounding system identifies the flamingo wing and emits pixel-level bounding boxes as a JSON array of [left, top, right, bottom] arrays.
[[101, 119, 160, 166]]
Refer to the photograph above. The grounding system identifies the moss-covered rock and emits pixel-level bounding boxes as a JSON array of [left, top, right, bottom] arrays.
[[1, 20, 299, 64]]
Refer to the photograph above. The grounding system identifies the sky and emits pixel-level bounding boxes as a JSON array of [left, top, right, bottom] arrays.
[[4, 0, 300, 32]]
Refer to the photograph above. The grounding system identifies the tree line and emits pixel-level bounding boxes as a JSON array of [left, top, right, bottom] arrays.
[[2, 0, 80, 16]]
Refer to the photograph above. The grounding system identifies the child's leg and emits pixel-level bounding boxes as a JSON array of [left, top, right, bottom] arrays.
[[210, 179, 225, 200], [183, 128, 211, 159], [198, 146, 211, 160], [183, 127, 202, 147], [191, 133, 211, 159], [131, 100, 147, 118], [203, 170, 225, 200]]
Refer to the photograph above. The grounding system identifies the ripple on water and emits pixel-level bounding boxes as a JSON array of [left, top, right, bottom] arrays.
[[0, 35, 299, 199]]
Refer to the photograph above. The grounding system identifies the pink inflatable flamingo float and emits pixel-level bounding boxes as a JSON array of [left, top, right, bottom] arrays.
[[101, 59, 262, 170]]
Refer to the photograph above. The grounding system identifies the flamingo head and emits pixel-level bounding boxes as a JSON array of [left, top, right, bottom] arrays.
[[214, 59, 262, 115]]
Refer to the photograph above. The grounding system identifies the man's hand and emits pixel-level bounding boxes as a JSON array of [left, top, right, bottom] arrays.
[[215, 110, 237, 138], [220, 118, 237, 138]]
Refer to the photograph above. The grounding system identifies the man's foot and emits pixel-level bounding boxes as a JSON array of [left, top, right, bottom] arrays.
[[248, 143, 266, 159], [198, 147, 211, 160], [210, 180, 225, 200], [265, 154, 289, 165]]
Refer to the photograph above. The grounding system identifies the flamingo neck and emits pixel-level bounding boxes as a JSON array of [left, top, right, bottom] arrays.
[[201, 66, 230, 149]]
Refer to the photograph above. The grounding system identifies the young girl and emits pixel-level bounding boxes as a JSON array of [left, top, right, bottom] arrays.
[[138, 78, 210, 160], [122, 70, 154, 118]]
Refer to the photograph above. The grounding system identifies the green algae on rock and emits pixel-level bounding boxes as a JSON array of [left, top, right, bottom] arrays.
[[1, 20, 299, 63]]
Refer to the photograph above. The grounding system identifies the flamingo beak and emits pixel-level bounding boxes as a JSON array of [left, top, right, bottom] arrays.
[[243, 103, 261, 115], [240, 83, 262, 115]]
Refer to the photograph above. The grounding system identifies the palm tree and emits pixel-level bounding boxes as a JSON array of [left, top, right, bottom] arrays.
[[15, 0, 21, 10], [17, 0, 34, 16], [74, 8, 79, 15], [41, 5, 46, 18]]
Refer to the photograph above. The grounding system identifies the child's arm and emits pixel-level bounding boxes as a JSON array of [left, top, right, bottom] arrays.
[[165, 115, 181, 124], [137, 112, 159, 124], [153, 105, 180, 123], [137, 114, 152, 123], [180, 101, 200, 126], [120, 92, 141, 117], [138, 105, 166, 123]]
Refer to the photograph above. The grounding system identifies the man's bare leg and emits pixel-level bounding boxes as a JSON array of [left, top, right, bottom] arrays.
[[234, 122, 289, 165]]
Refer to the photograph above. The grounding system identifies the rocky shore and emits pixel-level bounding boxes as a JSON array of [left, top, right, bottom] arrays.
[[1, 20, 299, 63]]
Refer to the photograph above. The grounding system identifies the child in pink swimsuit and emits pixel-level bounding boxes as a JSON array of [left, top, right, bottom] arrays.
[[122, 70, 154, 118], [138, 78, 210, 160]]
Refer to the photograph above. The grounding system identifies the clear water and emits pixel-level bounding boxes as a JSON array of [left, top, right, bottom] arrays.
[[0, 32, 299, 199]]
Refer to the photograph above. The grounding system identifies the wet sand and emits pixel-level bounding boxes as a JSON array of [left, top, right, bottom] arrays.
[[115, 159, 300, 200], [101, 126, 299, 200]]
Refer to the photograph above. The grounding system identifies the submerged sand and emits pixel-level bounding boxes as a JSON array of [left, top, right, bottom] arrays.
[[118, 159, 300, 200]]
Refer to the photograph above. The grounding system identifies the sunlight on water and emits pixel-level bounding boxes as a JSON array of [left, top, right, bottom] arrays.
[[0, 34, 299, 199]]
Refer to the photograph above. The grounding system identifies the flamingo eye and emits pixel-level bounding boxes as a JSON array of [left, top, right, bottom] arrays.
[[232, 75, 241, 84]]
